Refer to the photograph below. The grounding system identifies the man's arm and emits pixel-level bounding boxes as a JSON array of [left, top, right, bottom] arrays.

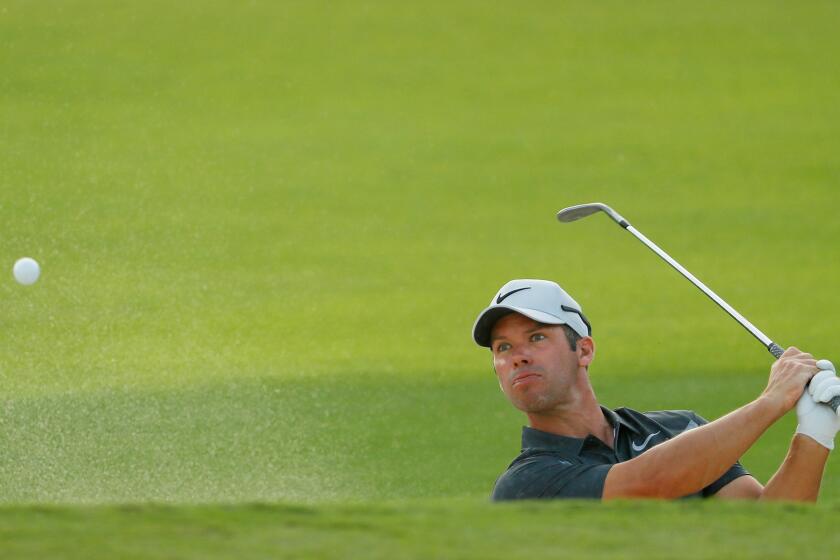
[[717, 370, 840, 502], [715, 434, 829, 501], [714, 474, 763, 499], [603, 396, 785, 499], [603, 347, 819, 500], [761, 434, 829, 501]]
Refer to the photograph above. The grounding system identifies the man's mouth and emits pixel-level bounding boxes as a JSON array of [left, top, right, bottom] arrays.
[[512, 372, 541, 386]]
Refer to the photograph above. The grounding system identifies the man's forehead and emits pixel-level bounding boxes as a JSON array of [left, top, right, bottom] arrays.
[[490, 313, 561, 340]]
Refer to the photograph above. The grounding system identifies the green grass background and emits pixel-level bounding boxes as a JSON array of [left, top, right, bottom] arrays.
[[2, 0, 840, 556]]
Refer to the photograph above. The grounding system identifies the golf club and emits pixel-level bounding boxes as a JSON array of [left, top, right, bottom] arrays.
[[556, 202, 840, 414]]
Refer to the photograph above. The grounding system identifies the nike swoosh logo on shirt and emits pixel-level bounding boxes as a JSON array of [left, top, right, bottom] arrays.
[[631, 431, 661, 452], [496, 287, 531, 304]]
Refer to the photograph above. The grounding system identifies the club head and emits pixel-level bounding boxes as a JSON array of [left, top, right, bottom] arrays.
[[556, 202, 628, 227]]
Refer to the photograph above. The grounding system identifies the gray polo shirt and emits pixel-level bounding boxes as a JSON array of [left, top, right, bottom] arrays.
[[492, 406, 750, 500]]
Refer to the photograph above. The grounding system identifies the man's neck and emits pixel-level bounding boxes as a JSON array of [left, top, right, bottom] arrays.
[[526, 387, 613, 447]]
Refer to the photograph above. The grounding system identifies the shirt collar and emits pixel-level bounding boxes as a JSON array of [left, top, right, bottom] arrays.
[[520, 406, 643, 454], [600, 405, 642, 435], [521, 425, 584, 455]]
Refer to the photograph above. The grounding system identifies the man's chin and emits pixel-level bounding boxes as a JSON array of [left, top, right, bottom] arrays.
[[513, 395, 555, 414]]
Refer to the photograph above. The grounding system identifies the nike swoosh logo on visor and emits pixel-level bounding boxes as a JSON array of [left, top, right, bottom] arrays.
[[631, 431, 661, 452], [496, 287, 531, 304]]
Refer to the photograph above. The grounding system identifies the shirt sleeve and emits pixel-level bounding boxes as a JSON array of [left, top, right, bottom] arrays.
[[688, 412, 752, 497], [492, 455, 612, 500]]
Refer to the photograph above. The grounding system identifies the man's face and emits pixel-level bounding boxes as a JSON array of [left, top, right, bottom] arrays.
[[490, 313, 588, 413]]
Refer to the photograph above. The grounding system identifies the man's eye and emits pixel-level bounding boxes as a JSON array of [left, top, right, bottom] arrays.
[[497, 342, 511, 352], [531, 333, 546, 342]]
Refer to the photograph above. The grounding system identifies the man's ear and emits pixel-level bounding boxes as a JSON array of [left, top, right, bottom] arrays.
[[578, 336, 595, 367]]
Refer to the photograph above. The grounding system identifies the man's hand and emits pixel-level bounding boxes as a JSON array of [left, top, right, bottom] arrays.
[[796, 361, 840, 450], [762, 347, 819, 413], [809, 360, 840, 402]]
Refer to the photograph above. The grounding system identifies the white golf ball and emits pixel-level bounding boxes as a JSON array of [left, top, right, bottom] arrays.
[[13, 257, 41, 285]]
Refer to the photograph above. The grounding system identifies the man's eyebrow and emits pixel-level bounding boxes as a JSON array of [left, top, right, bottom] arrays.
[[528, 322, 557, 332], [491, 323, 556, 342]]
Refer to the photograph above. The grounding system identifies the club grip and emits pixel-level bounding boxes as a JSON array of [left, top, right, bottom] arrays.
[[768, 343, 785, 359], [768, 342, 840, 414]]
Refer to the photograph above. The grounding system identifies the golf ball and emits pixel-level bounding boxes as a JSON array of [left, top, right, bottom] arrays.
[[13, 257, 40, 285]]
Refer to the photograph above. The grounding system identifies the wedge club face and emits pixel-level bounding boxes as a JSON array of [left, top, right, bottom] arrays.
[[556, 202, 629, 227]]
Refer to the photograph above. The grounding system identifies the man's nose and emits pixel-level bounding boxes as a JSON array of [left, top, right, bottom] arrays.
[[512, 348, 531, 369]]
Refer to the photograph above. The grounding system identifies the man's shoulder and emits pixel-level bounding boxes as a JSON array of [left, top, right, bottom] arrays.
[[614, 407, 707, 435], [614, 406, 696, 417], [625, 408, 705, 423]]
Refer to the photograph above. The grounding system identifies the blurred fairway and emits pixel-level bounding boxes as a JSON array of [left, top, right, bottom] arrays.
[[2, 0, 840, 555], [5, 499, 840, 559]]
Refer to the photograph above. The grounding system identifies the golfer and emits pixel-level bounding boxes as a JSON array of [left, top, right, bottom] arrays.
[[473, 279, 840, 501]]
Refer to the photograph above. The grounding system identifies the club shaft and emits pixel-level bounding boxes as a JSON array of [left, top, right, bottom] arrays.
[[558, 202, 840, 414], [625, 225, 774, 348], [628, 221, 840, 414]]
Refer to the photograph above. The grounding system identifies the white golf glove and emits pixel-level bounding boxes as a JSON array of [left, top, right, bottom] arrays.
[[796, 360, 840, 450]]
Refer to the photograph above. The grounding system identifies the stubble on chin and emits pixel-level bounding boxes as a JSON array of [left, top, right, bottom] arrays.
[[513, 390, 555, 413], [513, 378, 576, 414]]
